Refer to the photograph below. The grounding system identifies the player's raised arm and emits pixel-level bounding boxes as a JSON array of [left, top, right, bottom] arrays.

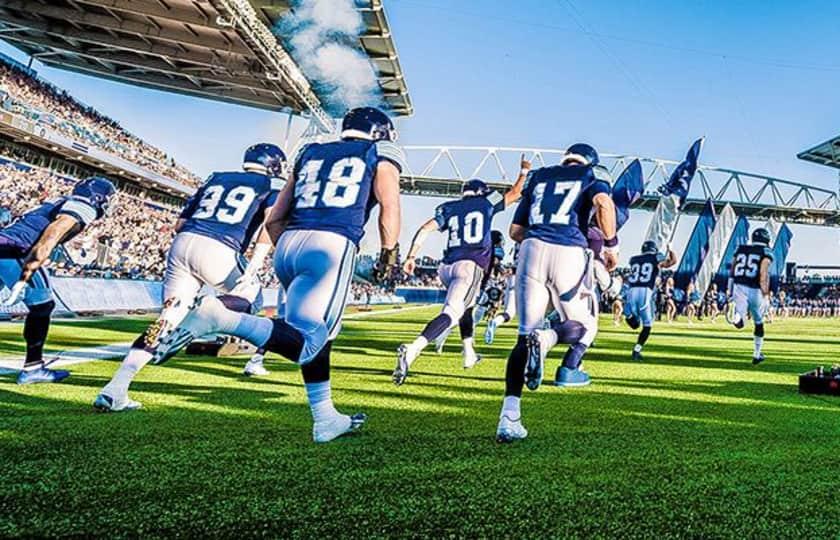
[[593, 192, 618, 270], [403, 217, 438, 275], [502, 153, 532, 208], [19, 214, 79, 283], [661, 247, 678, 268]]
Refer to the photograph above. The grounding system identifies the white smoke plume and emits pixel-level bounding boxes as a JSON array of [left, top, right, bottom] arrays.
[[277, 0, 383, 115]]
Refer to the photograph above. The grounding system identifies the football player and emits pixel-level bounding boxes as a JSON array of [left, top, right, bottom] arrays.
[[496, 143, 618, 443], [153, 107, 405, 443], [394, 157, 529, 385], [484, 242, 518, 345], [0, 176, 116, 384], [94, 143, 286, 411], [727, 227, 773, 364], [624, 240, 677, 361]]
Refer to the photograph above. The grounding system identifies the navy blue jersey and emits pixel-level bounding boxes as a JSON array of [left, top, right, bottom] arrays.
[[284, 139, 406, 246], [732, 244, 773, 288], [436, 192, 505, 268], [0, 196, 98, 256], [626, 253, 662, 289], [179, 171, 282, 252], [512, 164, 610, 247]]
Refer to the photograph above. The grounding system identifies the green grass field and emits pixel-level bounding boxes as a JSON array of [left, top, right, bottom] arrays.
[[1, 307, 839, 538]]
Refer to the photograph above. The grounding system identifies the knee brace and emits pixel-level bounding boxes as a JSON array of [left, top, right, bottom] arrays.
[[626, 315, 640, 330], [754, 323, 764, 338]]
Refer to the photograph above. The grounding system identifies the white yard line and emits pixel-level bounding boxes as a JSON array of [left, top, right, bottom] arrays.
[[0, 342, 131, 372], [0, 305, 436, 373], [344, 304, 434, 319]]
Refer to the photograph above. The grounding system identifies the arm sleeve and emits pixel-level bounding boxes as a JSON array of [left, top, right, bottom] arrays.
[[586, 179, 611, 200], [180, 177, 211, 218], [434, 205, 447, 230], [58, 198, 97, 227], [512, 196, 530, 227], [375, 141, 407, 173], [485, 191, 504, 214]]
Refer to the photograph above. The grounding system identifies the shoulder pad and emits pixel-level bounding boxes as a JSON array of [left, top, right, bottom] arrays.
[[593, 164, 612, 185], [375, 141, 407, 173]]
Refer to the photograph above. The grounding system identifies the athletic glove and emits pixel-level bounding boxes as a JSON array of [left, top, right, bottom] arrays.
[[373, 244, 399, 284]]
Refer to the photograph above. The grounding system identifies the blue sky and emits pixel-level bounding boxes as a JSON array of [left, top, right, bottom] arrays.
[[1, 0, 839, 264]]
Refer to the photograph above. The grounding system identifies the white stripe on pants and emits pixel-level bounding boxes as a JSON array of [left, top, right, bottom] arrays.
[[274, 229, 357, 363], [516, 238, 598, 345]]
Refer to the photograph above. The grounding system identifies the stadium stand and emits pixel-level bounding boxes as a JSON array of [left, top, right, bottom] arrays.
[[0, 54, 199, 188]]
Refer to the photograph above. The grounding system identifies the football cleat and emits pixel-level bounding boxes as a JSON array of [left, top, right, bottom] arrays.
[[393, 344, 414, 386], [484, 319, 498, 344], [524, 330, 550, 391], [632, 349, 643, 362], [243, 355, 269, 377], [152, 296, 226, 365], [496, 415, 528, 443], [93, 393, 142, 413], [752, 354, 766, 366], [462, 348, 481, 370], [16, 367, 70, 385], [313, 412, 367, 443], [555, 366, 592, 388]]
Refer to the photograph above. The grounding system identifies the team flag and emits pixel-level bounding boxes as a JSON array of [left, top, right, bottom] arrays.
[[770, 224, 793, 292], [611, 159, 644, 231], [658, 137, 704, 206], [674, 199, 716, 291]]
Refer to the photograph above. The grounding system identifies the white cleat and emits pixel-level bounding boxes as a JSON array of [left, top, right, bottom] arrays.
[[462, 348, 481, 369], [93, 392, 142, 413], [496, 415, 528, 443], [153, 296, 226, 364], [243, 355, 269, 377], [313, 412, 367, 443], [484, 319, 498, 344]]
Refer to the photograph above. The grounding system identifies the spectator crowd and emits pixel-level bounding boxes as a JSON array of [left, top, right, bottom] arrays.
[[0, 57, 199, 187]]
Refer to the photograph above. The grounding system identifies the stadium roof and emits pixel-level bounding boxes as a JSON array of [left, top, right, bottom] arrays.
[[798, 134, 840, 170], [0, 0, 411, 128]]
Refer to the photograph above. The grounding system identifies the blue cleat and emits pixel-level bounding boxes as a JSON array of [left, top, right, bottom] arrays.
[[17, 366, 70, 385], [632, 349, 643, 362], [555, 366, 591, 388]]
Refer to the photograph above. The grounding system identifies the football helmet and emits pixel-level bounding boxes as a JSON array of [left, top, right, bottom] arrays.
[[491, 230, 504, 247], [243, 143, 287, 178], [641, 240, 658, 254], [341, 107, 397, 142], [562, 143, 599, 167], [462, 178, 490, 197], [751, 228, 771, 246], [72, 176, 116, 218]]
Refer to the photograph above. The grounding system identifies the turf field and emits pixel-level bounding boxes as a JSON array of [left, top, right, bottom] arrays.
[[1, 307, 839, 538]]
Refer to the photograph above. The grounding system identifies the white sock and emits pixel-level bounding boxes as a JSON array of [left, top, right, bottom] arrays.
[[501, 396, 521, 420], [754, 337, 763, 357], [492, 314, 504, 326], [305, 381, 338, 423], [102, 348, 153, 397], [410, 336, 429, 353], [462, 337, 475, 354], [633, 344, 642, 353]]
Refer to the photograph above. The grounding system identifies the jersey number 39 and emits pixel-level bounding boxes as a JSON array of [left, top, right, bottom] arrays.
[[192, 185, 257, 224]]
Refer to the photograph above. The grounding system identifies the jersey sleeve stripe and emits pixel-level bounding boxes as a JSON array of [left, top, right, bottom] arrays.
[[375, 141, 408, 173]]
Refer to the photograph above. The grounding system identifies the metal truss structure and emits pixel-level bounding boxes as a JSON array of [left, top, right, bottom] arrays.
[[400, 146, 840, 227]]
